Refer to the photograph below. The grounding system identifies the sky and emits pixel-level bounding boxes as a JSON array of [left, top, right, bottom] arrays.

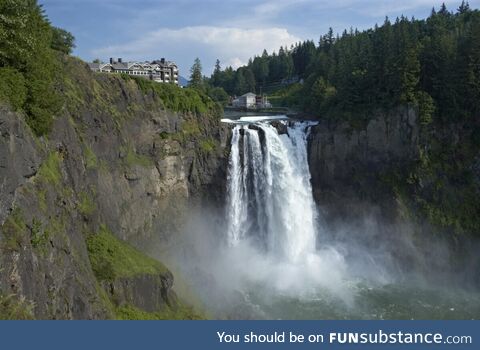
[[40, 0, 480, 76]]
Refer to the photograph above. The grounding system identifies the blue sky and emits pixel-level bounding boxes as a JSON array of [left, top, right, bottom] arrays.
[[40, 0, 479, 76]]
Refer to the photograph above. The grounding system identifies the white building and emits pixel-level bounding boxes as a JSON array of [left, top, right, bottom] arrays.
[[232, 92, 257, 109], [88, 57, 179, 85]]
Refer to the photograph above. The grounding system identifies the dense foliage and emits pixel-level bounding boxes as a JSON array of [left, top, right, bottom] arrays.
[[127, 74, 223, 116], [0, 0, 75, 135], [210, 2, 480, 123]]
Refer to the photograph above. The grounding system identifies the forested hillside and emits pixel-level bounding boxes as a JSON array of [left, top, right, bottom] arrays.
[[210, 2, 479, 124]]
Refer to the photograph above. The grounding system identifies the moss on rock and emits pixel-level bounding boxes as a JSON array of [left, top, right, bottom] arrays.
[[0, 294, 34, 320], [115, 303, 203, 320], [0, 208, 27, 251], [86, 225, 168, 282], [36, 152, 62, 186]]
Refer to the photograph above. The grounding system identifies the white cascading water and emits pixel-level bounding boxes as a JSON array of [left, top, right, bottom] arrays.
[[226, 121, 318, 262]]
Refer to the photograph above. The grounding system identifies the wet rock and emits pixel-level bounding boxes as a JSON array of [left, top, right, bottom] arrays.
[[307, 106, 419, 219]]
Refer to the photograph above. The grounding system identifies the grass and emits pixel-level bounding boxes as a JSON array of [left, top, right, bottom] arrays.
[[30, 217, 50, 250], [115, 303, 203, 320], [37, 152, 62, 186], [78, 191, 96, 216], [159, 119, 202, 144], [0, 208, 27, 251], [0, 294, 34, 320], [86, 225, 168, 282], [200, 138, 216, 154], [37, 188, 47, 213], [120, 145, 154, 168], [86, 225, 204, 320], [84, 145, 98, 169], [95, 282, 116, 318]]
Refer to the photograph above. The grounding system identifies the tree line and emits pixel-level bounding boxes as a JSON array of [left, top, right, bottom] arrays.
[[207, 1, 480, 123]]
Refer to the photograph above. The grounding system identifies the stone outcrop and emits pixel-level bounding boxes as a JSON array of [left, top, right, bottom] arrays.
[[0, 58, 229, 319], [102, 273, 177, 313], [307, 106, 419, 220]]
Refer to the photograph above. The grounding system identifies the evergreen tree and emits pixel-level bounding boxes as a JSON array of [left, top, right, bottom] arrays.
[[243, 68, 256, 93], [439, 3, 449, 15], [233, 69, 246, 95], [458, 1, 471, 13], [207, 4, 480, 122], [211, 59, 221, 86], [189, 57, 203, 89], [51, 27, 75, 54], [256, 51, 270, 87], [278, 46, 294, 79]]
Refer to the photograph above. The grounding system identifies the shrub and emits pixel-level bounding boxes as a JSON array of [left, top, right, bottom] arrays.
[[0, 294, 34, 320], [0, 67, 27, 110]]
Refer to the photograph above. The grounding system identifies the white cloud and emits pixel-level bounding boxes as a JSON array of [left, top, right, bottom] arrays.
[[226, 57, 246, 69], [92, 26, 301, 73], [253, 0, 311, 17]]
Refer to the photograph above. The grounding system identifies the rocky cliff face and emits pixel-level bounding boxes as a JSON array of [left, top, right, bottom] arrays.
[[307, 106, 419, 221], [0, 57, 229, 319], [307, 107, 480, 284]]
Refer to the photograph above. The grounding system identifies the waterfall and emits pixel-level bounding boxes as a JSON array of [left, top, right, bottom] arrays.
[[226, 121, 318, 262]]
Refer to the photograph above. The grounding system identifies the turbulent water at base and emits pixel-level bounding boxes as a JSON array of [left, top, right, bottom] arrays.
[[164, 116, 480, 320], [226, 122, 317, 262], [207, 118, 480, 320]]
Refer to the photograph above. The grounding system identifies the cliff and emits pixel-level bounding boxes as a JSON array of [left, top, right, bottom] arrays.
[[0, 56, 229, 319], [307, 106, 480, 284], [307, 106, 419, 221]]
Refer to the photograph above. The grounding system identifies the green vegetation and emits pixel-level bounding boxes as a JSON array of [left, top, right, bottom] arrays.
[[30, 217, 50, 249], [86, 225, 168, 282], [86, 226, 204, 320], [158, 119, 203, 144], [1, 1, 221, 137], [0, 67, 27, 111], [0, 208, 27, 251], [37, 152, 62, 186], [189, 57, 203, 89], [0, 294, 34, 320], [210, 3, 480, 123], [120, 144, 154, 168], [0, 0, 74, 135], [181, 119, 201, 136], [78, 191, 96, 216], [116, 303, 203, 320], [206, 86, 230, 106], [37, 188, 48, 212], [84, 145, 98, 169], [51, 27, 76, 55], [94, 282, 116, 317], [126, 74, 221, 117], [200, 138, 217, 154]]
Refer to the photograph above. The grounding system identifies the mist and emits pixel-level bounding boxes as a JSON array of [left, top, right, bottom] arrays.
[[150, 119, 480, 320]]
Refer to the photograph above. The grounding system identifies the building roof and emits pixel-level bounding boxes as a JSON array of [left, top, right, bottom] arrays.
[[111, 62, 129, 70], [241, 92, 256, 97]]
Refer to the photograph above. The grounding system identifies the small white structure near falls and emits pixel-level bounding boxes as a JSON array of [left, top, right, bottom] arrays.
[[232, 92, 257, 109]]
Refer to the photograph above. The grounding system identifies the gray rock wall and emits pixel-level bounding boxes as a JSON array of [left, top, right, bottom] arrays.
[[0, 63, 229, 318], [307, 106, 419, 219]]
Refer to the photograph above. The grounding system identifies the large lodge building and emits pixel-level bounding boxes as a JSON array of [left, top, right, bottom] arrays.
[[88, 57, 179, 85]]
